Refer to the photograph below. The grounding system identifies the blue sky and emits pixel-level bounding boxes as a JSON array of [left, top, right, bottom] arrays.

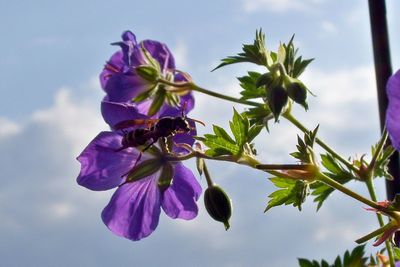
[[1, 0, 400, 266]]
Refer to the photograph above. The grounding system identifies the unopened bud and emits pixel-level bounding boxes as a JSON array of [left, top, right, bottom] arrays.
[[204, 185, 232, 230], [287, 81, 308, 110], [267, 85, 288, 121]]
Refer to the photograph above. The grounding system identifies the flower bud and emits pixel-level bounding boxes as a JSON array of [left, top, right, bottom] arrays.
[[135, 65, 160, 83], [287, 81, 308, 110], [204, 185, 232, 230], [267, 85, 288, 121]]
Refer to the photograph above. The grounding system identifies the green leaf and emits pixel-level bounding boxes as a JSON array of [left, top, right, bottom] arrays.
[[238, 72, 267, 100], [230, 108, 249, 147], [393, 247, 400, 260], [213, 125, 236, 144], [213, 29, 271, 70], [373, 144, 395, 180], [291, 126, 318, 164], [298, 245, 368, 267], [265, 177, 309, 211], [199, 134, 240, 156], [280, 35, 313, 78], [198, 110, 258, 158], [126, 159, 164, 183], [311, 153, 353, 210], [242, 105, 273, 129], [298, 258, 318, 267]]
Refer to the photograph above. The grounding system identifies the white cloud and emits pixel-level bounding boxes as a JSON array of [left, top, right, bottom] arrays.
[[32, 88, 106, 156], [0, 117, 21, 138], [172, 40, 189, 68], [242, 0, 324, 13], [321, 20, 338, 34]]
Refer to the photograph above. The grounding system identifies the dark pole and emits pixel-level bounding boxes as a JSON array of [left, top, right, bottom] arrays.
[[368, 0, 400, 200]]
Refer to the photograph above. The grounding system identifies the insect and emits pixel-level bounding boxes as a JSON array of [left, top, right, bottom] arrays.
[[114, 112, 204, 166]]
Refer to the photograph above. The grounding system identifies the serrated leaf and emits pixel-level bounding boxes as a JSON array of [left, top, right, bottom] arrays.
[[238, 72, 267, 100], [242, 105, 273, 129], [213, 29, 271, 70], [298, 245, 368, 267], [298, 259, 318, 267], [202, 134, 240, 155], [230, 108, 249, 147], [213, 125, 236, 144], [266, 177, 309, 211], [311, 152, 354, 210]]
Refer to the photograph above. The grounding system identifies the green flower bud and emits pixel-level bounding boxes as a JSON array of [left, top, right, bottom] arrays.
[[135, 65, 160, 83], [204, 185, 232, 230], [267, 85, 288, 121], [287, 81, 308, 110]]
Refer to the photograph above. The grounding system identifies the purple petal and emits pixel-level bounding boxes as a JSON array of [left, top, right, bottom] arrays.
[[161, 163, 201, 220], [102, 176, 161, 241], [386, 69, 400, 150], [122, 30, 137, 43], [100, 51, 124, 89], [104, 73, 148, 103], [101, 100, 148, 129], [172, 120, 196, 153], [142, 40, 175, 73], [77, 131, 139, 191]]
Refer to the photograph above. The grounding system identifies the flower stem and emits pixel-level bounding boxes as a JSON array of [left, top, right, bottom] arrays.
[[256, 164, 313, 170], [202, 162, 214, 187], [316, 172, 382, 210], [365, 174, 395, 266], [158, 78, 263, 107], [283, 112, 359, 173], [191, 84, 262, 107]]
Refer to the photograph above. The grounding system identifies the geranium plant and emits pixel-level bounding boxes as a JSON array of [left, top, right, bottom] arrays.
[[77, 29, 400, 266]]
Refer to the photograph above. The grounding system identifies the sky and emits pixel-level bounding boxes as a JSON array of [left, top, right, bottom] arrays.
[[1, 0, 400, 266]]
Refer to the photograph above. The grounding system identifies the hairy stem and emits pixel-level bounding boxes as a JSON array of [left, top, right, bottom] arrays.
[[365, 174, 395, 266], [316, 172, 382, 210]]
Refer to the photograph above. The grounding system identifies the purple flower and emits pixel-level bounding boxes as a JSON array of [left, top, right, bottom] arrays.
[[100, 30, 194, 118], [77, 130, 201, 241], [77, 102, 201, 240], [386, 69, 400, 150]]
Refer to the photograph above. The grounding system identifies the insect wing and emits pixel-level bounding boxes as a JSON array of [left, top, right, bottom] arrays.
[[114, 119, 159, 130]]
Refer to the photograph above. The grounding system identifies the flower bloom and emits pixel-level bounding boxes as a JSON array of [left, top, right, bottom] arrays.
[[100, 30, 194, 122], [76, 115, 201, 240], [386, 69, 400, 150]]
